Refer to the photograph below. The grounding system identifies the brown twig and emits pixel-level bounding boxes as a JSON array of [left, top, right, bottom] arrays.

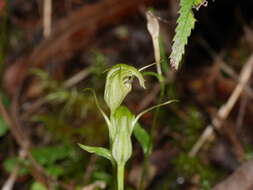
[[236, 93, 248, 131], [43, 0, 52, 38], [0, 91, 72, 189], [189, 53, 253, 157], [136, 83, 160, 112], [0, 95, 25, 148], [21, 68, 91, 120], [220, 62, 253, 99], [63, 68, 91, 88], [81, 181, 106, 190], [4, 0, 153, 96], [1, 149, 27, 190], [211, 159, 253, 190], [83, 155, 97, 183], [222, 121, 245, 162], [10, 92, 54, 189], [198, 34, 253, 99]]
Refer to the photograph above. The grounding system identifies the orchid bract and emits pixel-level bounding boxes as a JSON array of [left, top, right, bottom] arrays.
[[111, 106, 136, 165]]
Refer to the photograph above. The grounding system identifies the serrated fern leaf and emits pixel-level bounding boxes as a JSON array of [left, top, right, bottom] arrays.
[[169, 0, 196, 69]]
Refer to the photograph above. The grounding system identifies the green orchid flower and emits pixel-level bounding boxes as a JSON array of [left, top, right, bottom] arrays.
[[104, 64, 145, 114], [79, 63, 177, 190]]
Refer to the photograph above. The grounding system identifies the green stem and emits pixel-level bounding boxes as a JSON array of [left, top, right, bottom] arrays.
[[150, 80, 165, 139], [117, 164, 125, 190], [139, 154, 149, 190], [138, 78, 165, 190]]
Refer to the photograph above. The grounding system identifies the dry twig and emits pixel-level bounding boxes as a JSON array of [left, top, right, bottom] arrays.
[[21, 68, 91, 120], [211, 158, 253, 190], [81, 181, 106, 190], [236, 93, 248, 130], [189, 54, 253, 157], [43, 0, 52, 38], [4, 0, 153, 96], [0, 92, 72, 189], [1, 150, 27, 190]]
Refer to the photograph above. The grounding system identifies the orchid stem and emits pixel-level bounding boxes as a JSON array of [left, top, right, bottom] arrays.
[[117, 164, 125, 190]]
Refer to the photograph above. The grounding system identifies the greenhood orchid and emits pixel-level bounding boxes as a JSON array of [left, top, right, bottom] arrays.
[[79, 63, 176, 190]]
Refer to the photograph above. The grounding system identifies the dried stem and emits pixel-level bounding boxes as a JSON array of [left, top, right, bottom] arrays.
[[43, 0, 52, 38], [189, 54, 253, 157]]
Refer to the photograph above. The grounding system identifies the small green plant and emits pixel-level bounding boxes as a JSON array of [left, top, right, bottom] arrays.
[[78, 64, 175, 190], [0, 91, 9, 137]]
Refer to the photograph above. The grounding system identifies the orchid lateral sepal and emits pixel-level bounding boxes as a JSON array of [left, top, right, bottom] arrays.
[[83, 88, 111, 132], [133, 100, 178, 127], [138, 63, 156, 72]]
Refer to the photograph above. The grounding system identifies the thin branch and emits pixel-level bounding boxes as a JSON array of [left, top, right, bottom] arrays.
[[220, 62, 253, 99], [63, 69, 91, 88], [1, 150, 27, 190], [189, 53, 253, 157], [0, 91, 71, 189], [81, 181, 106, 190], [136, 83, 160, 112], [211, 159, 253, 190], [236, 93, 248, 131], [0, 96, 25, 148], [43, 0, 52, 38], [22, 68, 91, 120]]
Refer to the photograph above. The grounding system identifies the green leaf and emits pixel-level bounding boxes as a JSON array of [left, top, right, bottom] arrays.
[[30, 182, 47, 190], [78, 143, 113, 163], [104, 64, 145, 113], [46, 89, 70, 103], [0, 91, 9, 106], [169, 0, 196, 69], [31, 145, 71, 165], [92, 171, 113, 184], [0, 91, 9, 136], [3, 157, 29, 176], [30, 68, 49, 81], [45, 165, 64, 177], [0, 116, 8, 136], [30, 68, 58, 90], [133, 123, 151, 155]]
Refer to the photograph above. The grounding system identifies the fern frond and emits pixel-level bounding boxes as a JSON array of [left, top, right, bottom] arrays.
[[169, 0, 196, 70]]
